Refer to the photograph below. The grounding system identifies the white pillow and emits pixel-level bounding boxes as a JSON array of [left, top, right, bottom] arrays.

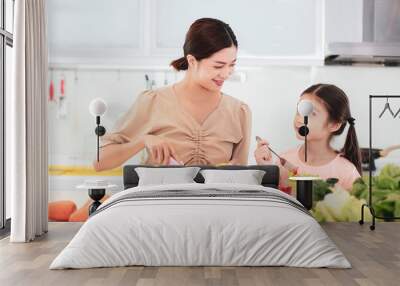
[[200, 169, 266, 185], [135, 167, 200, 186]]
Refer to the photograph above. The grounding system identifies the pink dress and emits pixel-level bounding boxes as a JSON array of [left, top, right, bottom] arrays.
[[278, 146, 361, 191]]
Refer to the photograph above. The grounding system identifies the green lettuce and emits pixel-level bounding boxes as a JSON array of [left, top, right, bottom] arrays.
[[349, 164, 400, 219]]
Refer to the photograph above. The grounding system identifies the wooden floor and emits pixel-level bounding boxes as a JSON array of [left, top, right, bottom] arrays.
[[0, 222, 399, 286]]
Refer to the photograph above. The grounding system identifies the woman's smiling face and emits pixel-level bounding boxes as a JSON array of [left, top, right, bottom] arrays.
[[293, 93, 342, 141], [188, 45, 237, 92]]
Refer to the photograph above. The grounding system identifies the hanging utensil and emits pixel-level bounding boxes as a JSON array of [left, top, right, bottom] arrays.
[[57, 76, 68, 119], [49, 79, 55, 102]]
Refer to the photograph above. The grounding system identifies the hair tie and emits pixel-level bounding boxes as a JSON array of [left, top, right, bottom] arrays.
[[347, 117, 355, 126]]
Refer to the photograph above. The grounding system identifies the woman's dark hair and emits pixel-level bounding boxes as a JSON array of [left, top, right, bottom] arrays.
[[170, 18, 238, 71], [301, 84, 362, 175]]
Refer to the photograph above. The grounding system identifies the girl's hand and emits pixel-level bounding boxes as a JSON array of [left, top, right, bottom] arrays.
[[143, 135, 181, 165], [254, 138, 273, 165]]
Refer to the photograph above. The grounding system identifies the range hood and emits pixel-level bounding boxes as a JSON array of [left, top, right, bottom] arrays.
[[325, 0, 400, 66]]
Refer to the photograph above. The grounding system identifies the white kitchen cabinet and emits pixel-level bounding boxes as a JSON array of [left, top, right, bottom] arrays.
[[151, 0, 322, 59], [48, 0, 324, 66], [47, 0, 143, 63]]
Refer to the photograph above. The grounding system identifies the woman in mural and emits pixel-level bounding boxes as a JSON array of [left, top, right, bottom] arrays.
[[254, 84, 362, 190], [94, 18, 251, 171]]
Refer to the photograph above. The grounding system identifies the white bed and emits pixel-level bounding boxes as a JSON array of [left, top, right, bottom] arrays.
[[50, 183, 351, 269]]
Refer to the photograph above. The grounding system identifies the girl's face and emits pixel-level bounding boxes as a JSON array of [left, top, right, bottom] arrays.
[[187, 45, 237, 92], [293, 93, 341, 142]]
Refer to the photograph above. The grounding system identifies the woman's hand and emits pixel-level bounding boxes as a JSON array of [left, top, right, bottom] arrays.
[[254, 137, 273, 165], [143, 135, 181, 165]]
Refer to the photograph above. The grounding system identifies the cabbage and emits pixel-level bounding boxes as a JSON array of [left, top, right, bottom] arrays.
[[313, 187, 371, 222], [312, 180, 332, 202], [349, 164, 400, 220], [380, 164, 400, 179]]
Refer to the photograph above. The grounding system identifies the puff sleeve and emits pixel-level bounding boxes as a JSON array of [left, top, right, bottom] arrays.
[[100, 90, 156, 148]]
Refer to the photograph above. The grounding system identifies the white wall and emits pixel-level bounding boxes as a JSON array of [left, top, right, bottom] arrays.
[[48, 65, 400, 166]]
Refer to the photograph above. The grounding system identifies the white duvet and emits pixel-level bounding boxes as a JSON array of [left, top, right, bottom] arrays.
[[50, 183, 351, 269]]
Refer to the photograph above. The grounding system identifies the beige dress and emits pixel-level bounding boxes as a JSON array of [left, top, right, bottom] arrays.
[[101, 85, 252, 166]]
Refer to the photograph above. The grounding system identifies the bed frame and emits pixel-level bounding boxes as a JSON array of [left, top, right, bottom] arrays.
[[123, 164, 280, 189]]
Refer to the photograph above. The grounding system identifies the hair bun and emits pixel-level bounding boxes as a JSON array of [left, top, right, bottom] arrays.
[[170, 57, 189, 71]]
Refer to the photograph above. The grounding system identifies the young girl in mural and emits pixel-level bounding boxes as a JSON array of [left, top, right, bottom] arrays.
[[94, 18, 251, 171], [255, 83, 362, 191]]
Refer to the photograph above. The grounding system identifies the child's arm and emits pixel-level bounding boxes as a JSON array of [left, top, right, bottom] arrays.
[[254, 137, 273, 165], [276, 159, 290, 187]]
